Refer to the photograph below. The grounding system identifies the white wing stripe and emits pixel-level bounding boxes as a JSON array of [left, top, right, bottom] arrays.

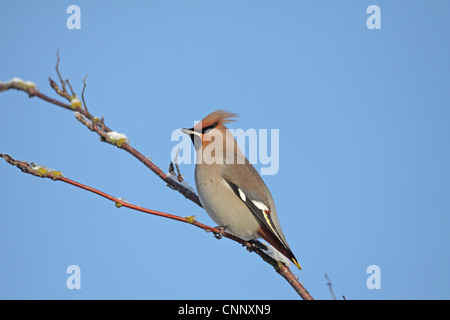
[[251, 200, 270, 212], [238, 188, 246, 202]]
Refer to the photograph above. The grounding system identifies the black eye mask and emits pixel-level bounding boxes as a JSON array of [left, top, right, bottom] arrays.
[[202, 121, 218, 134]]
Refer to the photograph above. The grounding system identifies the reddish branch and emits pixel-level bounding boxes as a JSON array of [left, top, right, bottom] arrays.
[[0, 55, 313, 300], [0, 152, 217, 234]]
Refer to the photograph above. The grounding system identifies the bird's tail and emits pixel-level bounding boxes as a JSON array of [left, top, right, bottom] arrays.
[[257, 226, 302, 271], [291, 257, 302, 270]]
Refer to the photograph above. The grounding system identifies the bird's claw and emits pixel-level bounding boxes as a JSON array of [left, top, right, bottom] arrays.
[[213, 226, 226, 239]]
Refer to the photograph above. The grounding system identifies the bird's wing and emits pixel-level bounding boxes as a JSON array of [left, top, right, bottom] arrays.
[[221, 160, 289, 251], [220, 154, 302, 270]]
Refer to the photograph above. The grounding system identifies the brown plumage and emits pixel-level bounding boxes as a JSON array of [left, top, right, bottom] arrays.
[[195, 109, 238, 128]]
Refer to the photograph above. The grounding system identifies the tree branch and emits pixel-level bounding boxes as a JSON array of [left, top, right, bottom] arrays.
[[0, 76, 202, 207], [0, 153, 215, 234]]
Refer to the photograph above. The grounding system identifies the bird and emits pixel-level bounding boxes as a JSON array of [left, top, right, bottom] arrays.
[[181, 110, 301, 270]]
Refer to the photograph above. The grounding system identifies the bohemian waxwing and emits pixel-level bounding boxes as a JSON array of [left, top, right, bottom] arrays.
[[181, 110, 301, 270]]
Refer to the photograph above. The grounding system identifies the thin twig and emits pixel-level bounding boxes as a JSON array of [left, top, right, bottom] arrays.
[[65, 79, 76, 98], [55, 49, 69, 99], [173, 148, 184, 182], [325, 273, 337, 300], [81, 73, 89, 113]]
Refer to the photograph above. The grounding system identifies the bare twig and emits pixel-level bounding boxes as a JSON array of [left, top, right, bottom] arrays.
[[49, 77, 66, 99], [325, 273, 337, 300], [173, 148, 184, 182], [81, 73, 89, 113], [55, 49, 69, 100], [65, 79, 76, 98]]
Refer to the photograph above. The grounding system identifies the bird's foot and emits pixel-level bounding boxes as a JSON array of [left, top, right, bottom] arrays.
[[246, 239, 268, 252], [213, 226, 227, 239]]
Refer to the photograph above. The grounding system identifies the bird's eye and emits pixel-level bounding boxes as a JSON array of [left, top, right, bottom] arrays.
[[202, 122, 218, 135], [203, 127, 213, 134]]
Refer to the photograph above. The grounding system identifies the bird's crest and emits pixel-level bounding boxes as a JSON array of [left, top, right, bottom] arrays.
[[198, 109, 238, 129]]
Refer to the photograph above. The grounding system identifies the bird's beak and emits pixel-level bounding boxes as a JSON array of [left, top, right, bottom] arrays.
[[181, 127, 202, 145], [181, 128, 195, 135], [181, 127, 202, 138]]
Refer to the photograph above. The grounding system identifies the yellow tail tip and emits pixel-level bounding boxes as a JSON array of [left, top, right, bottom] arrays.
[[292, 258, 302, 270]]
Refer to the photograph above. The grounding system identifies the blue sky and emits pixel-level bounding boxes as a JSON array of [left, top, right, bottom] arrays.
[[1, 1, 449, 299]]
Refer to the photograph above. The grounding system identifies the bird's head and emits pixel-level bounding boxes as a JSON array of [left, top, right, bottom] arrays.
[[181, 109, 238, 150]]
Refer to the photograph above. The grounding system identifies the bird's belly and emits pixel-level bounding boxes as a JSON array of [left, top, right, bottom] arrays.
[[196, 179, 261, 241]]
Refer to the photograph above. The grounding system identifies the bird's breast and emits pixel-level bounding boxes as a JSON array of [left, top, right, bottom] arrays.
[[194, 166, 261, 240]]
